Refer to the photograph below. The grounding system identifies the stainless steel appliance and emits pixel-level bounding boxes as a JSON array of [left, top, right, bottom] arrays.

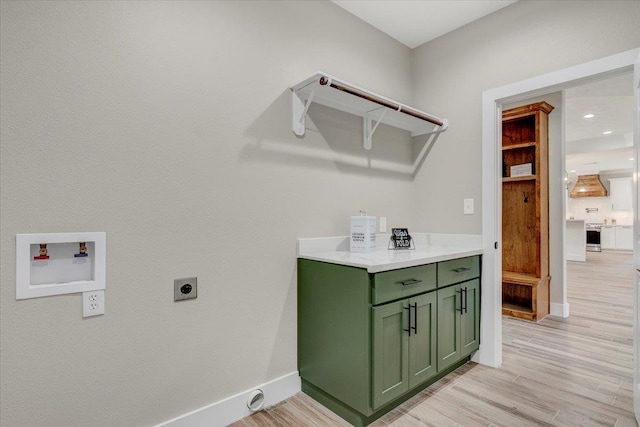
[[586, 223, 602, 252]]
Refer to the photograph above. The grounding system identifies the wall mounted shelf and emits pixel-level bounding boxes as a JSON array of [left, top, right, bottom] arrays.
[[291, 72, 448, 175]]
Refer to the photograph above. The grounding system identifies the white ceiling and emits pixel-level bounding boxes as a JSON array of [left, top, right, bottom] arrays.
[[565, 73, 634, 175], [332, 0, 518, 48]]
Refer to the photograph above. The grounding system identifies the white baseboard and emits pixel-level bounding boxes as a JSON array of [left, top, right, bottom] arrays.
[[155, 371, 301, 427], [550, 302, 570, 318]]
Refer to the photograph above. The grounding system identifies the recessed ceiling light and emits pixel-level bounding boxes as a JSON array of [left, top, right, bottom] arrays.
[[583, 114, 594, 119], [630, 158, 634, 161], [570, 170, 576, 172], [603, 130, 612, 135]]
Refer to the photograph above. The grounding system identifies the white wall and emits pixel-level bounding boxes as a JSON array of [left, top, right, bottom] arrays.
[[411, 0, 640, 234], [0, 2, 417, 425]]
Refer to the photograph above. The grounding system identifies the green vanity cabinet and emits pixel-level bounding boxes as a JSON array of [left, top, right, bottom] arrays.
[[460, 279, 480, 357], [297, 260, 372, 418], [372, 291, 437, 409], [437, 279, 480, 372], [436, 284, 461, 371], [298, 255, 481, 427]]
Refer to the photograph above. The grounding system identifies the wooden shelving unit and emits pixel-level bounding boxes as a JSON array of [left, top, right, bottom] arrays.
[[501, 101, 554, 322]]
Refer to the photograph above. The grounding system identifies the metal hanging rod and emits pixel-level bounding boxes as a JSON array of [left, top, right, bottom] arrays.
[[318, 76, 444, 127]]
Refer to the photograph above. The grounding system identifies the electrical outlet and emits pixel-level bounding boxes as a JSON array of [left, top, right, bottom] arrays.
[[83, 290, 105, 317], [174, 277, 197, 301]]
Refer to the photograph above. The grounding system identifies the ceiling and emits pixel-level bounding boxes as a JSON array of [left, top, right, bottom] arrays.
[[331, 0, 518, 48], [565, 73, 634, 176]]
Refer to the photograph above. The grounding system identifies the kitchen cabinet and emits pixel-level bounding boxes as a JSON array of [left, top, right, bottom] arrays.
[[372, 292, 436, 408], [610, 178, 632, 211], [616, 226, 634, 250], [460, 279, 480, 357], [298, 255, 481, 427], [437, 281, 480, 371], [601, 226, 633, 251], [565, 220, 586, 262], [601, 226, 616, 250]]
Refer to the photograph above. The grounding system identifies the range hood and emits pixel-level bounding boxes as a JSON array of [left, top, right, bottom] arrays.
[[569, 174, 608, 198]]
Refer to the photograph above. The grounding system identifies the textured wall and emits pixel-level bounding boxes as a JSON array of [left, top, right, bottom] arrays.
[[0, 1, 416, 425], [411, 0, 640, 234]]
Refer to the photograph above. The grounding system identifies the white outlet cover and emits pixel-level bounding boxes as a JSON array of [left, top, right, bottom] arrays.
[[83, 290, 105, 317]]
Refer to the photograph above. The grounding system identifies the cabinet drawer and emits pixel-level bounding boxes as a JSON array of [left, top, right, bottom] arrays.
[[438, 256, 480, 287], [372, 264, 436, 305]]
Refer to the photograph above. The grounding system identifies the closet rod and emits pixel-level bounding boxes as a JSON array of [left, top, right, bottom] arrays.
[[318, 76, 444, 127]]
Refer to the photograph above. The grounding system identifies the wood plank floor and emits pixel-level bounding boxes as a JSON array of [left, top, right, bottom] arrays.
[[232, 251, 636, 426]]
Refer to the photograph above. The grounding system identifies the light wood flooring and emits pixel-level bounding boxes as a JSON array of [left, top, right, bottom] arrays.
[[232, 251, 636, 426]]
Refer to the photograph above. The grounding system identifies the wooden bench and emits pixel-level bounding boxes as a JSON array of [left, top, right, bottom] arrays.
[[502, 271, 550, 321]]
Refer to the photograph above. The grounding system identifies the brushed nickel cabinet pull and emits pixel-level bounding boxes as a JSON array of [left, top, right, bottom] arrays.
[[399, 279, 422, 286], [452, 267, 471, 273]]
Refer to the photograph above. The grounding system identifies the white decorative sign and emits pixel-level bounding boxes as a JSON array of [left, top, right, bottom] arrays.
[[511, 163, 533, 177]]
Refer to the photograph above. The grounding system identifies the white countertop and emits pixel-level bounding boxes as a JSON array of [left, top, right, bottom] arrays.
[[297, 233, 483, 273]]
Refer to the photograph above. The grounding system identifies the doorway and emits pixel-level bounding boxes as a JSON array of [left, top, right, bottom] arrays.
[[474, 49, 640, 417], [479, 49, 640, 419]]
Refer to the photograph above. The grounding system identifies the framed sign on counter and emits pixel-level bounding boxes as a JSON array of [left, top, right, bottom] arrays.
[[388, 228, 414, 250]]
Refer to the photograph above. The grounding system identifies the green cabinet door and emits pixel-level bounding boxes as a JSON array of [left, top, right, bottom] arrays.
[[372, 300, 409, 409], [437, 284, 461, 371], [408, 292, 437, 388], [460, 279, 480, 357], [372, 292, 438, 409]]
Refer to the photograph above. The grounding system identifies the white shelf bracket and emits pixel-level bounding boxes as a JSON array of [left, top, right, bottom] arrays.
[[363, 108, 389, 150], [292, 81, 322, 137]]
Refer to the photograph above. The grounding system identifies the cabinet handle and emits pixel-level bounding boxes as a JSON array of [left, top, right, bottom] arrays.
[[463, 287, 468, 314], [456, 290, 464, 313], [404, 305, 411, 336], [399, 279, 422, 286], [452, 267, 471, 274], [412, 302, 418, 335]]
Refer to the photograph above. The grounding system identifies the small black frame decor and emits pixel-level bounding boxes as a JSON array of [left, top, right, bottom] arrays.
[[388, 228, 414, 250]]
